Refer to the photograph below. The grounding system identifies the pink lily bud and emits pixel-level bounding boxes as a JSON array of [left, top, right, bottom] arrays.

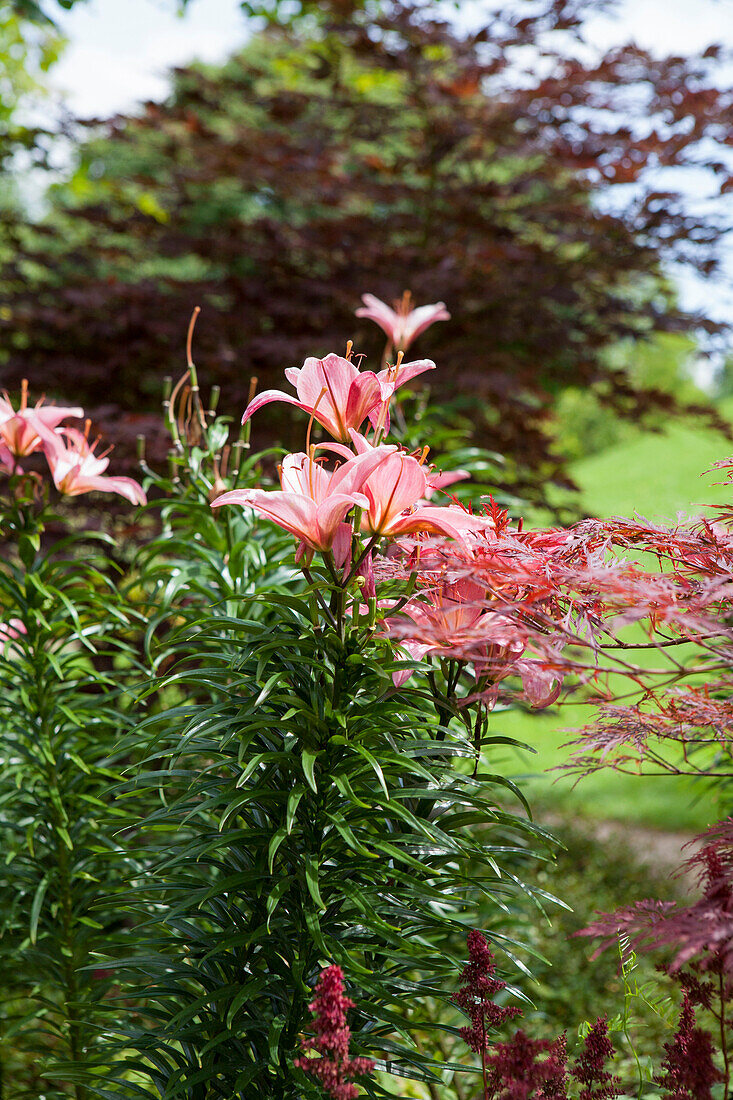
[[0, 443, 17, 475]]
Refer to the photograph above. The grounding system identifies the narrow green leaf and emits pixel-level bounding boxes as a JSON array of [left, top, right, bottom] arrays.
[[305, 855, 326, 912], [353, 744, 389, 799], [266, 876, 293, 931], [333, 772, 371, 808], [286, 787, 304, 834], [268, 826, 288, 872], [304, 905, 328, 955], [30, 876, 49, 944], [301, 748, 318, 792], [255, 671, 283, 707], [236, 752, 266, 786], [268, 1014, 286, 1067]]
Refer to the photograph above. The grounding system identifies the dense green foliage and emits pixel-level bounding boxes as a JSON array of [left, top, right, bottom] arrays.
[[0, 489, 141, 1096], [77, 386, 545, 1098], [0, 367, 556, 1098], [103, 597, 542, 1096]]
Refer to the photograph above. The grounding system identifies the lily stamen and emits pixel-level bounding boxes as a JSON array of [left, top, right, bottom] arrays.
[[305, 387, 329, 459]]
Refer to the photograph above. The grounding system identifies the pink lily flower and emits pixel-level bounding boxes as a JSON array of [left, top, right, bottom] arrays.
[[355, 449, 491, 541], [385, 579, 509, 685], [240, 352, 434, 443], [0, 618, 26, 659], [211, 445, 396, 561], [385, 579, 562, 705], [0, 443, 16, 475], [39, 425, 147, 505], [329, 431, 470, 503], [0, 383, 83, 458], [356, 292, 450, 351]]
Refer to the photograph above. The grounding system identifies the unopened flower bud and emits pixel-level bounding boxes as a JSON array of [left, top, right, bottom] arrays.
[[208, 385, 221, 416]]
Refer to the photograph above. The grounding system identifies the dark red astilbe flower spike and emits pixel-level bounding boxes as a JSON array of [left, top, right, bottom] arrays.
[[452, 930, 522, 1054], [654, 992, 723, 1100], [485, 1030, 568, 1099], [674, 964, 715, 1010], [569, 1017, 621, 1100], [294, 965, 374, 1100]]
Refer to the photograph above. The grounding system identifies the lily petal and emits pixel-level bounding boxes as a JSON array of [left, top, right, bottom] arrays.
[[241, 389, 315, 426], [388, 504, 492, 542]]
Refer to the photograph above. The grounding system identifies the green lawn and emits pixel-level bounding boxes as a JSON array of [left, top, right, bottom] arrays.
[[496, 402, 733, 832], [561, 398, 733, 521], [492, 707, 713, 831]]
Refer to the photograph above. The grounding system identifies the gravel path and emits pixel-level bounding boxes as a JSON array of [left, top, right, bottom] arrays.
[[597, 820, 703, 890], [545, 813, 705, 894]]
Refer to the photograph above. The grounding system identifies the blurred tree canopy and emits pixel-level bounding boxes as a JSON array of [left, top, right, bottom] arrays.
[[550, 332, 706, 463], [0, 9, 61, 170], [0, 11, 60, 126], [1, 0, 732, 502]]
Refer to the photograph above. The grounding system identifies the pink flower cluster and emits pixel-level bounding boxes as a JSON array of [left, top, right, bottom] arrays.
[[570, 1018, 620, 1100], [377, 501, 576, 708], [484, 1030, 568, 1099], [383, 575, 562, 708], [212, 297, 574, 711], [0, 384, 146, 505], [212, 298, 490, 563], [294, 965, 373, 1100]]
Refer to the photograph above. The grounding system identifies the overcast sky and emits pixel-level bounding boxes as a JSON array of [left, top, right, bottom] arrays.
[[50, 0, 247, 117], [49, 0, 732, 117], [46, 0, 733, 332]]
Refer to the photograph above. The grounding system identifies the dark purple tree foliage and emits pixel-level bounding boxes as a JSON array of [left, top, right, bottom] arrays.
[[2, 0, 732, 500]]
